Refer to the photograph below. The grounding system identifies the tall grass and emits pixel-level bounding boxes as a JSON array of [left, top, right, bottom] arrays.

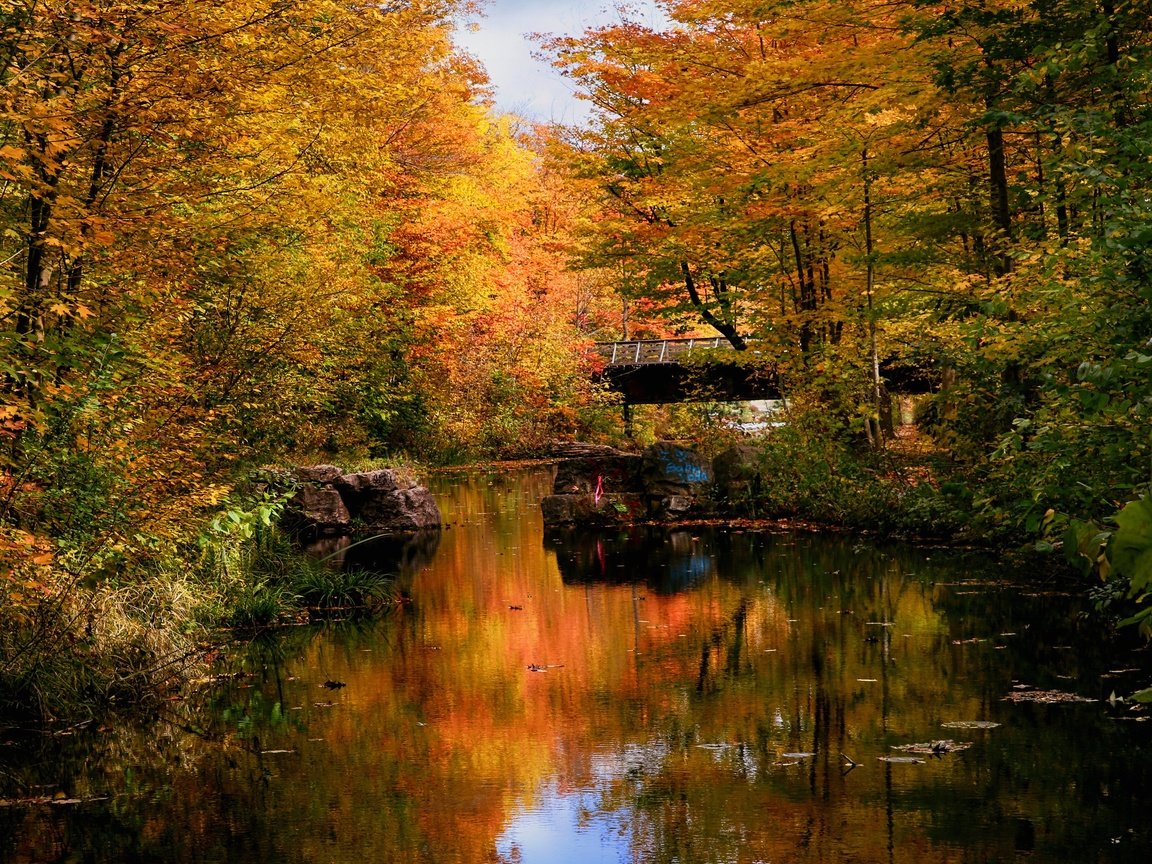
[[1, 514, 398, 724], [197, 518, 398, 627], [0, 571, 207, 722]]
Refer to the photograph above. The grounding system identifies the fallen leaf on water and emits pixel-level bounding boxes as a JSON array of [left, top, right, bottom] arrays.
[[941, 721, 1001, 730], [892, 740, 972, 754], [1002, 689, 1097, 704]]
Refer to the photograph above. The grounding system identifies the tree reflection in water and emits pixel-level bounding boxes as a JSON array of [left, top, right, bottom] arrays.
[[2, 469, 1152, 863]]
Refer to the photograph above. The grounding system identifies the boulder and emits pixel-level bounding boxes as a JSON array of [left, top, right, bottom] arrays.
[[542, 492, 646, 527], [641, 443, 714, 498], [289, 486, 351, 537], [335, 468, 414, 498], [284, 465, 441, 536], [542, 494, 585, 526], [651, 495, 694, 520], [352, 485, 441, 532], [597, 493, 647, 524], [294, 464, 344, 484], [553, 453, 644, 496], [398, 486, 442, 530], [713, 445, 761, 483]]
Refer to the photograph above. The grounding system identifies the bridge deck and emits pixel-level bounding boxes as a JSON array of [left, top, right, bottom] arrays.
[[594, 337, 733, 366], [590, 338, 771, 403]]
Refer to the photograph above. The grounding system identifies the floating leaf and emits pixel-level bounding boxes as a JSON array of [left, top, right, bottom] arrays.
[[892, 740, 972, 754], [941, 720, 1001, 730], [1002, 689, 1097, 704]]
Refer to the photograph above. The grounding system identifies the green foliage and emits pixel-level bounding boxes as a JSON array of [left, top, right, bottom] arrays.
[[198, 492, 398, 628], [1102, 496, 1152, 637], [224, 581, 298, 630], [293, 567, 397, 615], [1109, 498, 1152, 593], [735, 408, 967, 538]]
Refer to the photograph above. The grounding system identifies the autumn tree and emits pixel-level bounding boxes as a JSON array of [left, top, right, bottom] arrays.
[[549, 1, 939, 440], [0, 0, 503, 564]]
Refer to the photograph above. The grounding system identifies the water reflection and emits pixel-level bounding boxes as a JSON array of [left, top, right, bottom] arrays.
[[304, 528, 441, 577], [547, 527, 716, 592], [2, 468, 1152, 863]]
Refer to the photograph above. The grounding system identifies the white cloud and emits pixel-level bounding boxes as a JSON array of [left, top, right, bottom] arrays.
[[454, 1, 667, 124]]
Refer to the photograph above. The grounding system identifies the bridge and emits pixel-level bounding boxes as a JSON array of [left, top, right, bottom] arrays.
[[591, 338, 936, 404], [591, 338, 779, 404]]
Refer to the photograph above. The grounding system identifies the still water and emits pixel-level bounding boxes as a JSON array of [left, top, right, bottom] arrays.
[[3, 467, 1152, 863]]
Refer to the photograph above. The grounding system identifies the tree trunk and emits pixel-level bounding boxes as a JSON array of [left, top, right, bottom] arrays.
[[986, 125, 1013, 275]]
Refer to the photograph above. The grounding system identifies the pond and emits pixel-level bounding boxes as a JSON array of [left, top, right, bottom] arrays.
[[3, 467, 1152, 863]]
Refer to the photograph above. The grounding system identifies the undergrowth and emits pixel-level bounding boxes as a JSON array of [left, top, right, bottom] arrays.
[[1, 493, 398, 724], [719, 415, 969, 539]]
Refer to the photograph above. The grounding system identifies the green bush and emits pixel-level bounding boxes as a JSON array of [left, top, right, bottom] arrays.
[[731, 412, 967, 538]]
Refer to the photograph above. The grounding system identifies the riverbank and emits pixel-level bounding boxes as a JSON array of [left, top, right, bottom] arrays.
[[534, 427, 972, 541], [0, 433, 1133, 728]]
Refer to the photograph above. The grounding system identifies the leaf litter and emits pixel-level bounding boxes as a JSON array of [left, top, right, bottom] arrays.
[[1002, 688, 1097, 704], [891, 740, 972, 755]]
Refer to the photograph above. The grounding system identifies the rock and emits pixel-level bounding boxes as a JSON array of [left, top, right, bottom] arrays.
[[542, 493, 646, 527], [289, 486, 350, 537], [294, 464, 344, 484], [285, 466, 441, 536], [398, 486, 442, 530], [713, 445, 762, 485], [547, 441, 631, 459], [335, 468, 414, 498], [597, 493, 647, 524], [542, 494, 584, 526], [652, 495, 694, 519], [553, 454, 644, 496], [642, 443, 713, 498], [353, 485, 441, 532]]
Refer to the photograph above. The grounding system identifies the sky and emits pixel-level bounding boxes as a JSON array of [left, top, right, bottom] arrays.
[[454, 1, 668, 125]]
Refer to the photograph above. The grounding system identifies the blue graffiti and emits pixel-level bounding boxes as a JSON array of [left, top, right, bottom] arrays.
[[659, 450, 709, 484]]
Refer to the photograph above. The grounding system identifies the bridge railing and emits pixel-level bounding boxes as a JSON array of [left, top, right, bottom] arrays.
[[593, 337, 732, 366]]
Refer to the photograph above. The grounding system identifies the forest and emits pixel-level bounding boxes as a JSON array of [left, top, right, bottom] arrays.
[[2, 0, 1152, 720]]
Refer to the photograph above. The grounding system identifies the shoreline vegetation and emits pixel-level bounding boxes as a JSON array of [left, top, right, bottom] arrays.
[[0, 427, 1117, 727]]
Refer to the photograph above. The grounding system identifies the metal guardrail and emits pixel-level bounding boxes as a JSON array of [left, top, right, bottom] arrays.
[[593, 338, 731, 366]]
